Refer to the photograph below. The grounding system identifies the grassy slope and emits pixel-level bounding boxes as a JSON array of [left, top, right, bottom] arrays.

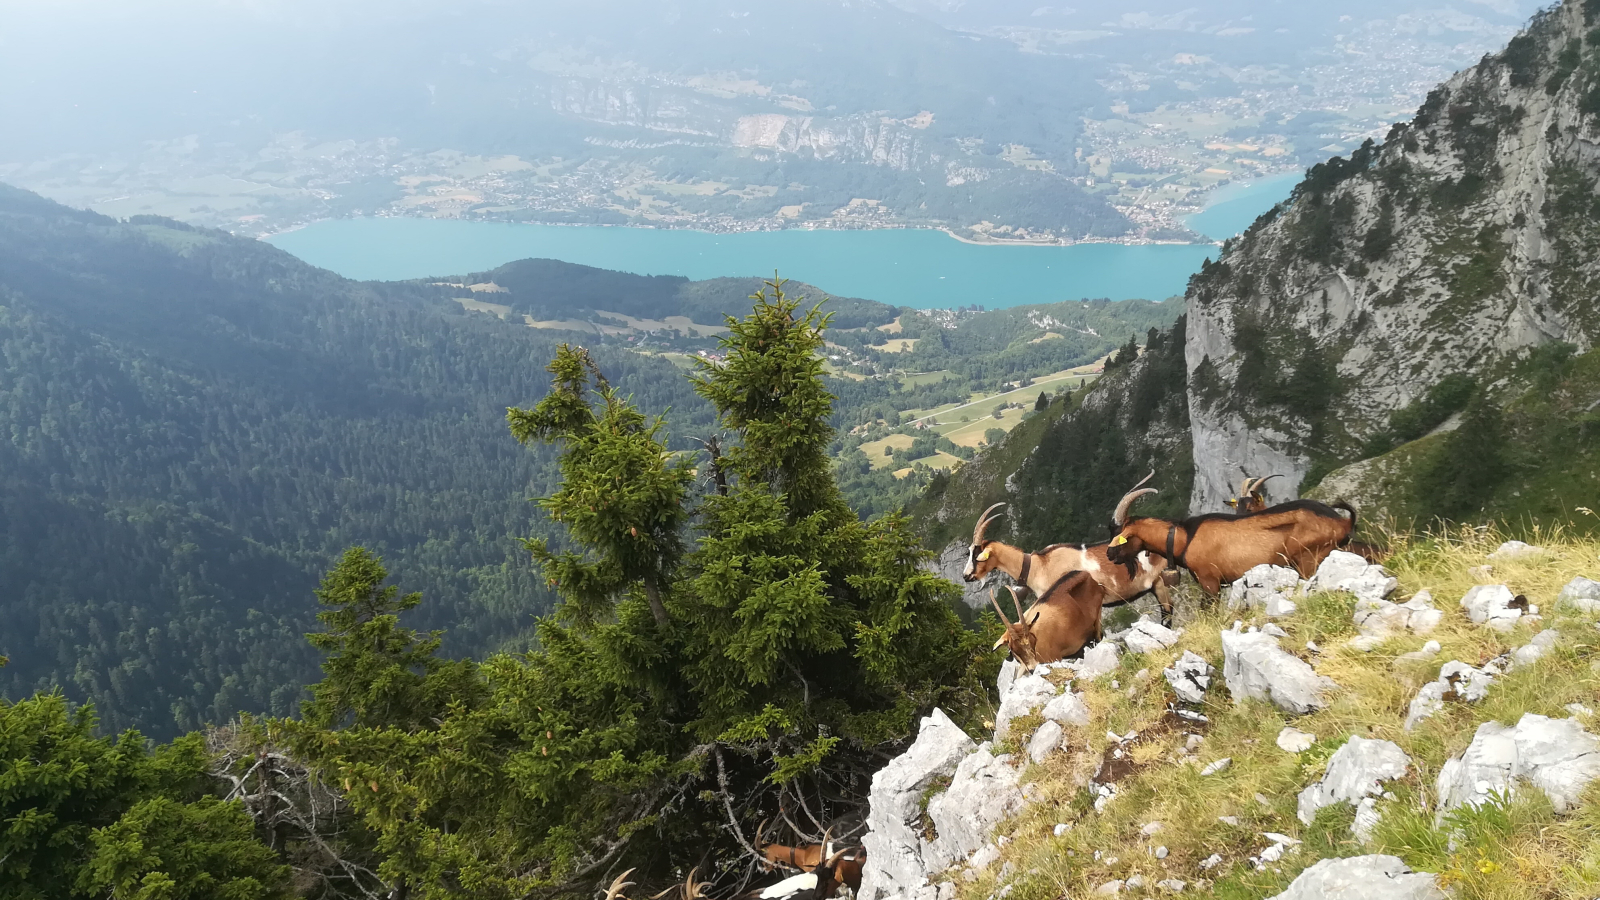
[[964, 526, 1600, 899]]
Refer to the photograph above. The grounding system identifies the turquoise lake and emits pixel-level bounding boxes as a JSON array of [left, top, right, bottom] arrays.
[[266, 175, 1295, 309]]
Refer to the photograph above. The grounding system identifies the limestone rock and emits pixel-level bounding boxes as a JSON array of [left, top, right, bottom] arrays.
[[996, 659, 1020, 701], [1227, 564, 1303, 617], [1405, 661, 1496, 731], [1027, 719, 1064, 764], [1296, 737, 1410, 841], [1488, 540, 1545, 560], [1308, 551, 1370, 593], [1123, 620, 1182, 654], [1436, 713, 1600, 819], [1163, 650, 1214, 704], [1220, 626, 1336, 714], [1460, 584, 1522, 631], [926, 744, 1025, 871], [1070, 642, 1121, 680], [1277, 727, 1315, 753], [1040, 691, 1090, 727], [1557, 576, 1600, 614], [858, 709, 977, 900], [1512, 628, 1560, 667], [1264, 855, 1445, 900], [994, 672, 1058, 740]]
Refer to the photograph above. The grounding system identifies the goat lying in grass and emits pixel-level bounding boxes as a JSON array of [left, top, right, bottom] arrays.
[[1106, 487, 1357, 595], [989, 575, 1104, 673], [963, 498, 1175, 624]]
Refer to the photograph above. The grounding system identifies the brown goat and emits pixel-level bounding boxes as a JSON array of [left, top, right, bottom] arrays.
[[1224, 474, 1282, 513], [963, 500, 1175, 624], [989, 575, 1104, 673], [1106, 489, 1358, 595]]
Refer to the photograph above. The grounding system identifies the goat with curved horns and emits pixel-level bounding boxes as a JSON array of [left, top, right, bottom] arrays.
[[963, 489, 1175, 625], [1106, 485, 1358, 595], [1224, 474, 1282, 513], [989, 575, 1103, 673]]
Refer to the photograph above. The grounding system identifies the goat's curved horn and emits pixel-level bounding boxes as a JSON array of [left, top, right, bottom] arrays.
[[1252, 474, 1282, 494], [1238, 476, 1253, 495], [1006, 584, 1027, 623], [1112, 487, 1159, 526], [973, 502, 1007, 544], [604, 869, 637, 900], [1131, 469, 1155, 491], [988, 589, 1013, 628]]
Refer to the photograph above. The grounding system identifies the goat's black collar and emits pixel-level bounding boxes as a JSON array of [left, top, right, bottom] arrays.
[[1018, 553, 1032, 588], [1165, 524, 1188, 568]]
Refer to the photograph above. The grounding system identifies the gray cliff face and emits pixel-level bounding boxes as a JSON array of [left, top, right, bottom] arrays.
[[1185, 0, 1600, 510]]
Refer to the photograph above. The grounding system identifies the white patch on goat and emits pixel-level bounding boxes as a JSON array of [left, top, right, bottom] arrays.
[[963, 545, 977, 578]]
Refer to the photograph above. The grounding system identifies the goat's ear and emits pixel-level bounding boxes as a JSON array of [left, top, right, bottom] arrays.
[[977, 547, 992, 561], [991, 635, 1009, 651], [1027, 611, 1040, 626]]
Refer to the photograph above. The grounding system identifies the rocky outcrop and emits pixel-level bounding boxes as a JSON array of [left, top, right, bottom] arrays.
[[1435, 713, 1600, 819], [924, 745, 1025, 866], [1296, 737, 1411, 841], [1460, 584, 1524, 631], [1265, 856, 1446, 900], [1185, 0, 1600, 509], [1221, 626, 1336, 714], [1163, 650, 1214, 704], [1405, 660, 1498, 730], [1226, 565, 1303, 617], [857, 710, 976, 900]]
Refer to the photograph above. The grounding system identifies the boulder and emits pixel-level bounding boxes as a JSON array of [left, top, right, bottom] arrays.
[[1163, 650, 1214, 704], [1435, 713, 1600, 819], [1296, 737, 1410, 841], [857, 709, 977, 900], [1309, 550, 1370, 591], [1511, 628, 1560, 667], [1404, 661, 1496, 731], [997, 659, 1021, 700], [1027, 719, 1064, 764], [1460, 584, 1522, 631], [1264, 855, 1445, 900], [1123, 620, 1182, 654], [1277, 727, 1315, 753], [925, 743, 1025, 869], [1040, 691, 1090, 727], [1228, 564, 1303, 617], [1220, 627, 1336, 715], [994, 672, 1058, 740], [1487, 540, 1544, 560], [1556, 577, 1600, 614], [1071, 642, 1121, 680], [1353, 589, 1438, 638]]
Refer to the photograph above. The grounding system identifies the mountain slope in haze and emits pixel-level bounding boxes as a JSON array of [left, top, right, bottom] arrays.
[[0, 184, 724, 738]]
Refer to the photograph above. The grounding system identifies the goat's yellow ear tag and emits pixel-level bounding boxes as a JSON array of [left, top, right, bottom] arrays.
[[1110, 534, 1128, 546], [977, 549, 991, 561]]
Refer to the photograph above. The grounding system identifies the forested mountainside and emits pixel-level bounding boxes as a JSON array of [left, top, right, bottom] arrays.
[[924, 0, 1600, 545], [0, 183, 1174, 738], [0, 184, 722, 738], [452, 258, 896, 331]]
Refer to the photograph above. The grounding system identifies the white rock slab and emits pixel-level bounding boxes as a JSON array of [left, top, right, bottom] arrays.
[[1296, 737, 1410, 841], [1435, 713, 1600, 821], [994, 673, 1058, 740], [1027, 719, 1064, 763], [1264, 855, 1445, 900], [1511, 628, 1560, 667], [1221, 627, 1336, 714], [1227, 564, 1303, 617], [1163, 650, 1214, 704], [926, 743, 1025, 870], [1404, 660, 1496, 731], [857, 709, 977, 900], [1487, 540, 1544, 560], [1123, 620, 1182, 654], [1556, 576, 1600, 614], [1040, 691, 1090, 727], [1277, 727, 1315, 753], [1460, 584, 1522, 631], [1070, 642, 1121, 679]]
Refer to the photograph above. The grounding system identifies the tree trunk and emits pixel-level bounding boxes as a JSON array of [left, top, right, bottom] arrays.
[[644, 579, 670, 627]]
